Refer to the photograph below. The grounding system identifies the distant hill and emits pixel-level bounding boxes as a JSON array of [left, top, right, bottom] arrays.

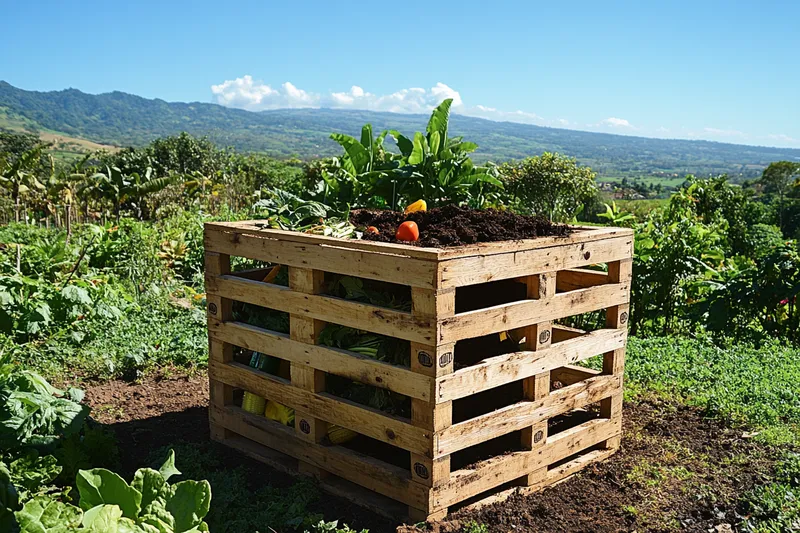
[[2, 80, 798, 181]]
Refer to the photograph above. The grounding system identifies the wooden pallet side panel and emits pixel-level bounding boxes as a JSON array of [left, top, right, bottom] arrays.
[[408, 287, 455, 522]]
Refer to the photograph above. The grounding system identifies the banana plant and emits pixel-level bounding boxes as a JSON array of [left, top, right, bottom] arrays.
[[387, 99, 502, 207], [0, 147, 45, 222], [87, 166, 178, 221], [321, 124, 403, 209]]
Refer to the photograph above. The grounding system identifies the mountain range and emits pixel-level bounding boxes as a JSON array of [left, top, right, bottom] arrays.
[[1, 81, 798, 181]]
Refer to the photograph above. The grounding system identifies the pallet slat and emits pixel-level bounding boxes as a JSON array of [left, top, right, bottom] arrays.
[[435, 328, 627, 402], [438, 235, 633, 288], [206, 274, 436, 344], [438, 283, 630, 343], [210, 360, 432, 455], [209, 320, 433, 401], [205, 225, 439, 289]]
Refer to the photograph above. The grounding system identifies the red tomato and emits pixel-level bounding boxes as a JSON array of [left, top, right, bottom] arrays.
[[366, 226, 380, 234], [395, 221, 420, 242]]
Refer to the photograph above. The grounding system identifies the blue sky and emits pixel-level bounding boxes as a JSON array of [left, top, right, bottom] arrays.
[[1, 0, 798, 147]]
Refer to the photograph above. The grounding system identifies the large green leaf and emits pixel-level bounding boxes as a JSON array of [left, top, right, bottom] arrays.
[[165, 480, 211, 533], [158, 449, 181, 482], [429, 131, 441, 158], [15, 496, 82, 533], [409, 132, 426, 165], [131, 469, 167, 511], [61, 285, 92, 306], [329, 134, 370, 175], [426, 99, 452, 141], [82, 504, 122, 532], [388, 131, 413, 158], [77, 469, 142, 519]]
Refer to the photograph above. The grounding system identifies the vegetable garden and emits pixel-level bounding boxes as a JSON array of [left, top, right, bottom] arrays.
[[0, 101, 799, 531]]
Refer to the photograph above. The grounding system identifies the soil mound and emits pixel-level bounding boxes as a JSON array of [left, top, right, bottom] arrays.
[[350, 205, 571, 247]]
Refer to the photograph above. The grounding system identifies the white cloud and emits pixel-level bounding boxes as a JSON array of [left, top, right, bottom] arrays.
[[210, 75, 281, 110], [209, 76, 800, 147], [703, 127, 745, 137], [767, 133, 798, 143], [210, 76, 463, 114], [601, 117, 634, 128]]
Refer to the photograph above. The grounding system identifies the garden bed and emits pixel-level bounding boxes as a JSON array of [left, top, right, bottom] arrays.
[[203, 219, 633, 522]]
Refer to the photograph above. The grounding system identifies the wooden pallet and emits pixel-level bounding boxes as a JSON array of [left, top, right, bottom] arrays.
[[204, 221, 633, 522]]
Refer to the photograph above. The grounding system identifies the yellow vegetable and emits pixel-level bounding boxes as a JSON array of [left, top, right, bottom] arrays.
[[327, 425, 357, 445], [242, 393, 266, 415], [404, 199, 427, 214], [264, 400, 295, 426]]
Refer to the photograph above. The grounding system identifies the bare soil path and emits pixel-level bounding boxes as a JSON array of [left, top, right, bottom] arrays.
[[84, 374, 775, 533]]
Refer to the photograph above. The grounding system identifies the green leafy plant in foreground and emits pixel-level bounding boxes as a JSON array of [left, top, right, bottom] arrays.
[[9, 450, 211, 533]]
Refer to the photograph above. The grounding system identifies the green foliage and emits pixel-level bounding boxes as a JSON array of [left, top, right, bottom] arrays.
[[624, 337, 800, 443], [630, 184, 726, 335], [0, 353, 89, 451], [8, 450, 212, 533], [386, 100, 503, 208], [741, 453, 800, 532], [308, 100, 502, 210], [691, 244, 800, 343], [500, 152, 597, 222], [461, 520, 489, 533], [305, 520, 368, 533]]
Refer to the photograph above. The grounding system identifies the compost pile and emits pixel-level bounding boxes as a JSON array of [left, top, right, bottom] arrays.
[[351, 205, 571, 247]]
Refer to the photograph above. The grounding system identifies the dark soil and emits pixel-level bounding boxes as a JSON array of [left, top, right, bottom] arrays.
[[350, 205, 571, 247], [84, 375, 777, 533]]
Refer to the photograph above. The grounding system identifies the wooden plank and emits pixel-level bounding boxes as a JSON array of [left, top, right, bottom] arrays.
[[209, 360, 432, 455], [209, 320, 433, 401], [437, 235, 633, 289], [205, 224, 439, 289], [210, 405, 431, 509], [458, 447, 617, 512], [438, 282, 629, 343], [409, 288, 455, 492], [435, 374, 621, 456], [432, 417, 621, 508], [206, 251, 233, 441], [206, 221, 441, 260], [557, 268, 609, 292], [434, 227, 633, 259], [206, 274, 435, 345], [436, 328, 627, 402], [516, 273, 555, 487], [289, 267, 328, 478], [551, 365, 601, 386]]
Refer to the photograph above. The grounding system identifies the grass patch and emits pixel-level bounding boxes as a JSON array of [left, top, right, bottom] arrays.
[[624, 336, 800, 446]]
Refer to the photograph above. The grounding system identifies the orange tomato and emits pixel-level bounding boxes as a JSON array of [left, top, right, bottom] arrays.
[[366, 226, 380, 234], [395, 221, 420, 242]]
